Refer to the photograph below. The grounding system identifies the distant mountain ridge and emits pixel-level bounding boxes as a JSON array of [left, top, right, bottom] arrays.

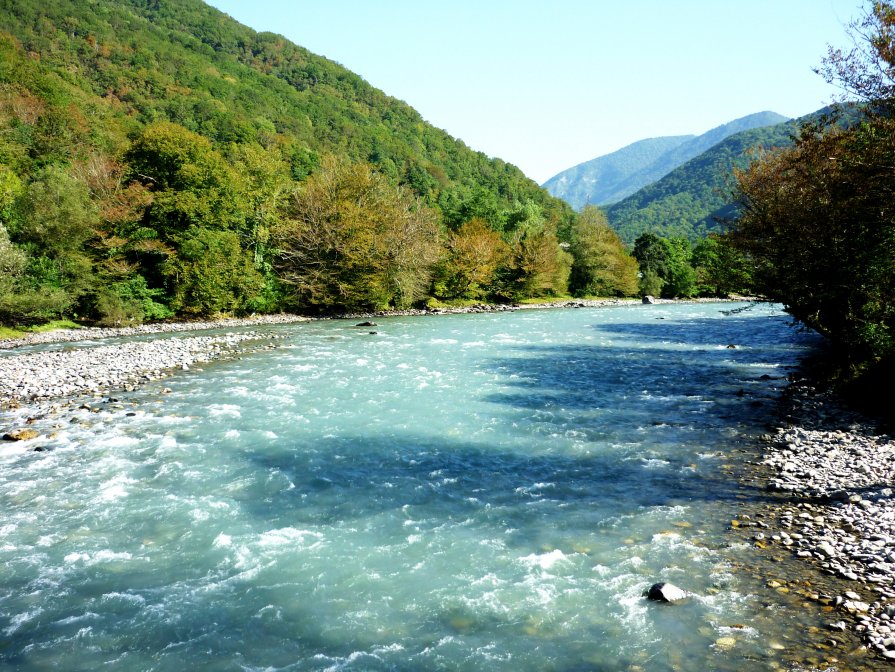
[[541, 135, 693, 211], [605, 106, 854, 244], [543, 111, 790, 208]]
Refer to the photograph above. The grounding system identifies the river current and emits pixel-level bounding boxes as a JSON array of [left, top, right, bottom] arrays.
[[0, 303, 837, 670]]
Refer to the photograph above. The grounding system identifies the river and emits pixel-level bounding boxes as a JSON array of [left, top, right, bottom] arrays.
[[0, 302, 848, 670]]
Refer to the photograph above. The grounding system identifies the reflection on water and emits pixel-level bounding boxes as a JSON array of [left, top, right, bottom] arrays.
[[0, 303, 854, 670]]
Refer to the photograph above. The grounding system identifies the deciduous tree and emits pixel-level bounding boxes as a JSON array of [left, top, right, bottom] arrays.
[[569, 206, 639, 297], [274, 156, 442, 311]]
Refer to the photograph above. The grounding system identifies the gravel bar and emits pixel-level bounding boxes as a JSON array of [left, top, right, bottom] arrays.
[[0, 332, 280, 406], [0, 313, 308, 350], [752, 382, 895, 661]]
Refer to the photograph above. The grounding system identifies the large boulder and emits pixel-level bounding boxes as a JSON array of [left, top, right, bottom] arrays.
[[642, 295, 656, 305], [645, 582, 688, 603]]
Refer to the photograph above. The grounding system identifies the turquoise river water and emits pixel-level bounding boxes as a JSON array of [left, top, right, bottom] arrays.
[[0, 303, 845, 671]]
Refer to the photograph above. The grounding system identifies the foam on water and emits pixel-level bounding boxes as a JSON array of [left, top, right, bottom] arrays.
[[0, 304, 830, 670]]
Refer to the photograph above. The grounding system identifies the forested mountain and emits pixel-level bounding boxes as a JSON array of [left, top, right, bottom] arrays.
[[0, 0, 571, 221], [0, 0, 583, 322], [543, 111, 789, 209], [541, 135, 693, 210], [605, 107, 849, 244]]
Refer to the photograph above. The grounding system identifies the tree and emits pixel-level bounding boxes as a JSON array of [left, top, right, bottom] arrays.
[[632, 233, 668, 296], [126, 121, 241, 238], [274, 156, 442, 311], [499, 212, 571, 300], [661, 237, 697, 298], [816, 1, 895, 114], [632, 232, 696, 298], [14, 165, 98, 301], [731, 2, 895, 372], [163, 227, 263, 315], [437, 218, 510, 299], [692, 234, 753, 297], [733, 119, 895, 365], [0, 222, 71, 324], [569, 206, 639, 297]]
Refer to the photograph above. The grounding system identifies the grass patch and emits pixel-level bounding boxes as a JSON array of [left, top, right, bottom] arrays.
[[424, 298, 487, 310], [0, 325, 25, 339], [0, 319, 83, 341], [27, 319, 83, 333]]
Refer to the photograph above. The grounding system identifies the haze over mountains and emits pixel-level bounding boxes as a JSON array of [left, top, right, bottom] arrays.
[[543, 111, 789, 209]]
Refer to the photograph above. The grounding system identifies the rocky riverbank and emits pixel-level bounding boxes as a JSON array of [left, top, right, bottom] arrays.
[[0, 332, 284, 407], [0, 298, 748, 351], [744, 380, 895, 663], [0, 313, 308, 350]]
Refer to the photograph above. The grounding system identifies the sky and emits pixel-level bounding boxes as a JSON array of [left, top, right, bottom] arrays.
[[208, 0, 862, 184]]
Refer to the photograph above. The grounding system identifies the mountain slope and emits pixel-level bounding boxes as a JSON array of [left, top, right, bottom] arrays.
[[0, 0, 572, 227], [541, 135, 693, 210], [0, 0, 578, 321], [605, 107, 849, 243], [543, 111, 789, 209]]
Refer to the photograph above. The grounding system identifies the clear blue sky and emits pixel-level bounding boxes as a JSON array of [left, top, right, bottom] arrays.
[[208, 0, 861, 183]]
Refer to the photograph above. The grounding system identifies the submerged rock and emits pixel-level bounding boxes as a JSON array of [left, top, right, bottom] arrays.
[[645, 582, 689, 603]]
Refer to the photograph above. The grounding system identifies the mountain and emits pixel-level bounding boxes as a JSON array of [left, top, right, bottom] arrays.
[[0, 0, 577, 321], [543, 111, 790, 209], [0, 0, 571, 226], [541, 135, 693, 211], [605, 106, 851, 244]]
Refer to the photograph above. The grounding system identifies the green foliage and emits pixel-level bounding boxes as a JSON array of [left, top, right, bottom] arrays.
[[436, 218, 509, 300], [691, 235, 753, 296], [733, 118, 895, 366], [0, 0, 574, 323], [94, 275, 173, 326], [568, 206, 639, 297], [0, 223, 74, 325], [163, 227, 263, 315], [274, 157, 442, 311], [732, 1, 895, 373], [496, 201, 571, 300], [632, 233, 696, 298]]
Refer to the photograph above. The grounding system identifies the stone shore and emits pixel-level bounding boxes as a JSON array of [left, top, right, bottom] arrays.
[[0, 313, 308, 350], [748, 381, 895, 662], [0, 332, 283, 406]]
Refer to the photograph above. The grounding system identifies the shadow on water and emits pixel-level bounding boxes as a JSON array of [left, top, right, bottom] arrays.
[[239, 312, 822, 529], [481, 313, 820, 416]]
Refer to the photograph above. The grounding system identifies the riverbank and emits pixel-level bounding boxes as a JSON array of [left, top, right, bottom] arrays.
[[0, 313, 310, 350], [0, 297, 756, 351], [741, 377, 895, 664]]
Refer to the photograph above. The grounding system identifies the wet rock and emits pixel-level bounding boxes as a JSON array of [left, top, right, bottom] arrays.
[[355, 321, 378, 327], [2, 428, 39, 441], [641, 295, 656, 305], [645, 582, 688, 603]]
